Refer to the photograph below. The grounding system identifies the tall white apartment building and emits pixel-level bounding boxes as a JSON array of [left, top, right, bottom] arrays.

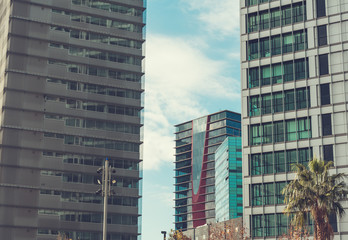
[[241, 0, 348, 238]]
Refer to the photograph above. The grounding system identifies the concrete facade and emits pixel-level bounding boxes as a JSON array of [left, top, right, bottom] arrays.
[[0, 0, 145, 239], [241, 0, 348, 238]]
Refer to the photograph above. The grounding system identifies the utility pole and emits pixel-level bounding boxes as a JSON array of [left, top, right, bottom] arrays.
[[96, 159, 116, 240], [103, 160, 109, 240]]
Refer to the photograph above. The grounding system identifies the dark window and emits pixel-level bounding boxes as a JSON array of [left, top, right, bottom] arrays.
[[261, 94, 272, 114], [292, 2, 306, 23], [259, 11, 270, 30], [296, 87, 309, 109], [281, 5, 292, 25], [320, 83, 330, 105], [282, 33, 293, 53], [294, 30, 306, 51], [272, 92, 283, 113], [248, 40, 259, 60], [271, 35, 281, 56], [248, 13, 259, 32], [284, 90, 295, 111], [323, 144, 334, 163], [270, 8, 281, 28], [273, 121, 284, 142], [318, 25, 327, 46], [249, 67, 260, 88], [246, 0, 259, 6], [316, 0, 326, 18], [319, 54, 329, 75], [272, 63, 282, 84], [283, 61, 294, 82], [260, 38, 271, 58], [250, 95, 261, 116], [294, 58, 306, 80], [261, 66, 271, 86], [322, 114, 332, 136]]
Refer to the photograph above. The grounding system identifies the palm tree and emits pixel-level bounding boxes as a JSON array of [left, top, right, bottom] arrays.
[[282, 157, 348, 240]]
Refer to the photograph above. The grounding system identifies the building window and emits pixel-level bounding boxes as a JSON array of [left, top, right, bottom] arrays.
[[273, 121, 284, 142], [298, 118, 311, 139], [282, 33, 293, 53], [262, 123, 273, 144], [260, 38, 271, 58], [284, 90, 295, 111], [264, 183, 275, 205], [272, 92, 283, 113], [317, 25, 327, 46], [322, 114, 332, 136], [248, 32, 307, 60], [281, 5, 292, 26], [259, 11, 270, 30], [271, 8, 281, 28], [252, 215, 264, 237], [251, 154, 262, 175], [319, 54, 329, 76], [283, 61, 294, 82], [261, 65, 271, 86], [275, 182, 287, 204], [251, 184, 263, 206], [263, 153, 274, 174], [250, 118, 311, 146], [320, 83, 330, 105], [296, 88, 310, 109], [274, 151, 285, 173], [249, 95, 261, 116], [272, 63, 282, 84], [294, 30, 306, 51], [323, 144, 334, 163], [264, 214, 276, 236], [246, 0, 258, 6], [292, 2, 306, 23], [316, 0, 326, 18], [294, 58, 307, 80], [248, 67, 260, 88], [286, 120, 297, 141], [248, 40, 259, 60], [277, 213, 288, 236], [261, 94, 272, 115], [250, 125, 262, 145], [247, 13, 258, 32], [250, 148, 312, 176], [271, 35, 281, 56]]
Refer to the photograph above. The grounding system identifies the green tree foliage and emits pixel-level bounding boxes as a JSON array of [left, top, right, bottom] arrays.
[[282, 157, 348, 240]]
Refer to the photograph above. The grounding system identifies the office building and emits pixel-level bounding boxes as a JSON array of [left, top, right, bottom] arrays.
[[174, 110, 241, 232], [0, 0, 145, 239], [241, 0, 348, 238], [215, 136, 243, 223]]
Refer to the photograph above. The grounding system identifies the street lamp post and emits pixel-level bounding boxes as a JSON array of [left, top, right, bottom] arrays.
[[96, 159, 116, 240], [161, 231, 167, 240]]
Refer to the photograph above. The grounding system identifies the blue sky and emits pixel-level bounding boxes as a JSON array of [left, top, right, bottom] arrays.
[[142, 0, 241, 239]]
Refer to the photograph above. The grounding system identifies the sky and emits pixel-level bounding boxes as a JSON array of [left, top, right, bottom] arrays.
[[142, 0, 241, 239]]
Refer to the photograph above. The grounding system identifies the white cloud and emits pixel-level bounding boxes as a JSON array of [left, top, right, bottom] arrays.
[[180, 0, 240, 37], [143, 34, 240, 170]]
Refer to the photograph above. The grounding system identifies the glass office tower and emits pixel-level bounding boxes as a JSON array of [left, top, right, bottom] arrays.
[[241, 0, 348, 238], [215, 136, 243, 222], [0, 0, 145, 239], [174, 110, 241, 232]]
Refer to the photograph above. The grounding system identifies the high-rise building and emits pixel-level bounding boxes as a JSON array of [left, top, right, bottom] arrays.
[[241, 0, 348, 238], [174, 110, 241, 232], [215, 136, 243, 223], [0, 0, 145, 239]]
